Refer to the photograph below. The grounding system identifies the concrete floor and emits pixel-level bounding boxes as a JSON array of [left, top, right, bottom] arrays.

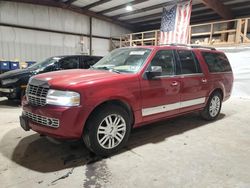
[[0, 97, 249, 188]]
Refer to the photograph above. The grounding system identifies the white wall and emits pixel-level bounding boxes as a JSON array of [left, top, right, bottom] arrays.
[[0, 1, 130, 62], [219, 46, 250, 98]]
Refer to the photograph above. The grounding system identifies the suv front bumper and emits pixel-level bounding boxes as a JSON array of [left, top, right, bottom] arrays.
[[0, 87, 19, 99], [20, 99, 90, 139]]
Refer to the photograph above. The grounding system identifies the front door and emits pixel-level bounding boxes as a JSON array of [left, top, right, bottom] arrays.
[[140, 49, 181, 122]]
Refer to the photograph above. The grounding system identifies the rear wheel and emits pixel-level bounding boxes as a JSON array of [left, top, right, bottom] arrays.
[[83, 104, 131, 156], [200, 92, 222, 121]]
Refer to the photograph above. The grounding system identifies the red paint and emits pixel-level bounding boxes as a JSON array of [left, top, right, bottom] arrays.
[[22, 46, 234, 139]]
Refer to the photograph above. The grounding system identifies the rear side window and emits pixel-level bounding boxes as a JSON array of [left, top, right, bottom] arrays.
[[176, 50, 201, 74], [202, 52, 232, 72], [60, 57, 79, 69]]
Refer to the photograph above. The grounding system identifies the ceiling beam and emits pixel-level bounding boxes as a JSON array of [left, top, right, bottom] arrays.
[[113, 1, 204, 19], [201, 0, 233, 19], [97, 0, 149, 15], [65, 0, 77, 5], [2, 0, 133, 29], [126, 12, 162, 23], [81, 0, 112, 10]]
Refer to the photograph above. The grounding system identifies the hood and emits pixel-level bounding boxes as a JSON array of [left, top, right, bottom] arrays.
[[33, 69, 130, 89], [0, 68, 31, 79]]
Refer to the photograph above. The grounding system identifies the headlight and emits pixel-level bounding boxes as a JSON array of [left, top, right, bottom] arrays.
[[46, 89, 80, 106], [1, 78, 19, 85]]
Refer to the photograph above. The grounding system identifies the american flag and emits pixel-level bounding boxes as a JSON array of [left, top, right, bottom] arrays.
[[160, 0, 192, 45]]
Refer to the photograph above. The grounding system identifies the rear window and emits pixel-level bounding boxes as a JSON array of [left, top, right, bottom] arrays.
[[202, 52, 232, 72]]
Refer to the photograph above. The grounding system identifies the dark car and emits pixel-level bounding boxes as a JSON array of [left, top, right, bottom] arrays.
[[0, 55, 102, 100]]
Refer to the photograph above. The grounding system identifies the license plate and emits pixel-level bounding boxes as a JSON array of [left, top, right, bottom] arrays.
[[19, 116, 30, 131]]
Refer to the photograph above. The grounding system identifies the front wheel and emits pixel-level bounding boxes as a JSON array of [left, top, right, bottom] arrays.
[[200, 92, 222, 121], [83, 105, 131, 156]]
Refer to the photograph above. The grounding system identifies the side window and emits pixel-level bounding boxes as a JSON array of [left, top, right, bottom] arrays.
[[79, 57, 98, 69], [202, 52, 232, 72], [60, 57, 79, 69], [177, 50, 201, 74], [150, 50, 175, 76]]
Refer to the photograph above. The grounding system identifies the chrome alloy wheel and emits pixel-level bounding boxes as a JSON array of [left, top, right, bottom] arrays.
[[97, 114, 126, 149], [209, 96, 221, 117]]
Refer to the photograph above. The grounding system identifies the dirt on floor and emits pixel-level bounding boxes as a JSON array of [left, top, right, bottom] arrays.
[[0, 97, 249, 188]]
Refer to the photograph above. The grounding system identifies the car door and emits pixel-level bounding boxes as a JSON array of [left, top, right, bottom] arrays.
[[175, 50, 209, 113], [59, 56, 79, 70], [140, 49, 181, 122]]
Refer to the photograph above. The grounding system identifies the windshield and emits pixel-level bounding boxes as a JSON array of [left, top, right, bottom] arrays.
[[92, 48, 151, 73], [28, 57, 61, 70]]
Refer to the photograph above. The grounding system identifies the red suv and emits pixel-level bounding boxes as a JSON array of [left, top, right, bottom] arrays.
[[20, 45, 233, 156]]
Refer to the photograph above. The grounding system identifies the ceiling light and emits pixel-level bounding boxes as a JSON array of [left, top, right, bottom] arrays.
[[126, 5, 133, 11]]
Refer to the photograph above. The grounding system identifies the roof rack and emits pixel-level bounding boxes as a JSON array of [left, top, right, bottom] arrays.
[[160, 43, 216, 50], [190, 45, 216, 50]]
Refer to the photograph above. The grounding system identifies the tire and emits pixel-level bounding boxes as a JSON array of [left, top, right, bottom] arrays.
[[200, 91, 222, 121], [83, 104, 131, 156]]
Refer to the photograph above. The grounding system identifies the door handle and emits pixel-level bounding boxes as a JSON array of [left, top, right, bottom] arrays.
[[201, 78, 207, 83], [171, 81, 179, 86]]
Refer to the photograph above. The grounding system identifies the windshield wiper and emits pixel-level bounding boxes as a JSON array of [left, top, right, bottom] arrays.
[[92, 66, 121, 74], [110, 69, 120, 74]]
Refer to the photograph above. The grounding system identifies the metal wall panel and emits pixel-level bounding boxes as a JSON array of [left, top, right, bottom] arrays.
[[0, 1, 130, 62]]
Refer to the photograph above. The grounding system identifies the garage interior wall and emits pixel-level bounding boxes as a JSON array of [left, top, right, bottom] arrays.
[[0, 1, 131, 62], [222, 47, 250, 99]]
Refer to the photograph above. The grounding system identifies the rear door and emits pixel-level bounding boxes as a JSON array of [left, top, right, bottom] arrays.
[[175, 50, 209, 113], [140, 49, 181, 122]]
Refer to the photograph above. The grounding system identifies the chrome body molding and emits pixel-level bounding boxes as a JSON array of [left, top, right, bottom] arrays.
[[142, 97, 206, 116]]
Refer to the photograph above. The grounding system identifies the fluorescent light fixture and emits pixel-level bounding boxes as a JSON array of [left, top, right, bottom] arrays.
[[126, 5, 133, 11]]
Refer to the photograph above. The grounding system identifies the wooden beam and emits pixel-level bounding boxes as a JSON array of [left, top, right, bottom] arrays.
[[97, 0, 149, 14], [2, 0, 133, 29], [82, 0, 112, 10], [201, 0, 233, 19]]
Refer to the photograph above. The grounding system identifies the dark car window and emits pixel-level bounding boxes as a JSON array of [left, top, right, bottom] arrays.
[[177, 50, 201, 74], [79, 57, 100, 69], [59, 57, 79, 69], [150, 50, 175, 76], [202, 52, 232, 72]]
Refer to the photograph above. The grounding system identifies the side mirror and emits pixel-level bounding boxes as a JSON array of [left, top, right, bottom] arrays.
[[146, 66, 162, 79]]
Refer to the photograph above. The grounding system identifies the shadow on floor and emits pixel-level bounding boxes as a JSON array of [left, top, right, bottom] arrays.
[[0, 98, 21, 108], [0, 113, 225, 173]]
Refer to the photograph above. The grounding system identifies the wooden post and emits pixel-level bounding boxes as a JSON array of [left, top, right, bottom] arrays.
[[155, 30, 158, 45], [142, 32, 144, 46], [244, 18, 248, 43], [129, 34, 132, 46], [236, 19, 242, 43], [209, 23, 214, 44], [188, 26, 191, 44]]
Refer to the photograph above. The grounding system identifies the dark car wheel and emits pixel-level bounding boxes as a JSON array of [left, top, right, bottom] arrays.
[[200, 92, 222, 121], [83, 104, 131, 156]]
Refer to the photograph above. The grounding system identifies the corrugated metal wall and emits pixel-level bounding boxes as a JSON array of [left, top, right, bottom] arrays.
[[0, 2, 130, 62]]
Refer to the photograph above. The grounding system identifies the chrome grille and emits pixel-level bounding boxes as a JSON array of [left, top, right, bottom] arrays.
[[27, 84, 49, 106], [24, 111, 59, 128]]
